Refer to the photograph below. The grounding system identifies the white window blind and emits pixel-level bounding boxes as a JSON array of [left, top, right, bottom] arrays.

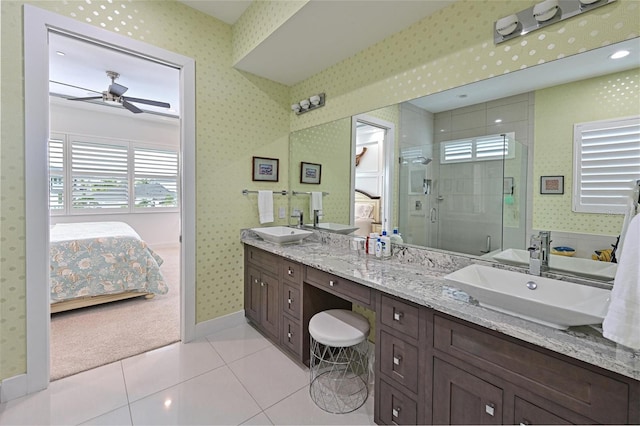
[[49, 136, 65, 211], [441, 133, 514, 163], [71, 140, 129, 210], [134, 147, 179, 208], [573, 116, 640, 214]]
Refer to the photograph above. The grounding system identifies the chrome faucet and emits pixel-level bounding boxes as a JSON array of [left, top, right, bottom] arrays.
[[313, 209, 322, 228], [291, 211, 304, 228], [527, 231, 551, 275]]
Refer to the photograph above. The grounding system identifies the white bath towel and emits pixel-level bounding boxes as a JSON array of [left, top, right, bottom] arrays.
[[310, 191, 323, 218], [602, 213, 640, 350], [258, 190, 274, 224], [616, 196, 637, 258]]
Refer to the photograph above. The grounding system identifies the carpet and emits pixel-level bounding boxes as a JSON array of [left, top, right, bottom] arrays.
[[50, 245, 180, 381]]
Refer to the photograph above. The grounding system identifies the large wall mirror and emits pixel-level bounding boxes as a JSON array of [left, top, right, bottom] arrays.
[[289, 39, 639, 283]]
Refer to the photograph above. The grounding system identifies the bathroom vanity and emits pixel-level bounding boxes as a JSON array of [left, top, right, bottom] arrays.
[[242, 231, 639, 425]]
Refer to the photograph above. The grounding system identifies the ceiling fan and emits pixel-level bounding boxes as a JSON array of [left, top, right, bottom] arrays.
[[67, 70, 171, 114]]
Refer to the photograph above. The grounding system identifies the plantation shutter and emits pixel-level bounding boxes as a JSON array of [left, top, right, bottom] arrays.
[[48, 135, 65, 211], [134, 147, 179, 208]]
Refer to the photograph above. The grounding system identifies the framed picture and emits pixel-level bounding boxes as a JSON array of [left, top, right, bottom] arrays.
[[252, 156, 279, 182], [540, 175, 564, 194], [300, 162, 322, 184], [503, 177, 514, 195]]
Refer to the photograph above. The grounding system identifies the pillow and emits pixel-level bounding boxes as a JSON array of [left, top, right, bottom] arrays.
[[355, 203, 374, 219]]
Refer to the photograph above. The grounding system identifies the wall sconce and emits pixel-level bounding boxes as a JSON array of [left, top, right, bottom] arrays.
[[291, 93, 325, 115], [494, 0, 615, 44]]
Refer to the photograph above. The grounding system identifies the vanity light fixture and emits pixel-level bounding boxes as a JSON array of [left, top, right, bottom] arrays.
[[494, 0, 616, 44], [291, 93, 326, 115]]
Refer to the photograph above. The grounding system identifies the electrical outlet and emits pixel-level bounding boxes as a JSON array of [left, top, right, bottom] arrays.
[[279, 207, 286, 219]]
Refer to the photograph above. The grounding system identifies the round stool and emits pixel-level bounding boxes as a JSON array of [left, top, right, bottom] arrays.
[[308, 309, 370, 414]]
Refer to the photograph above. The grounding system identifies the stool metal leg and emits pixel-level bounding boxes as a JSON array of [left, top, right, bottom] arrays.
[[309, 336, 369, 414]]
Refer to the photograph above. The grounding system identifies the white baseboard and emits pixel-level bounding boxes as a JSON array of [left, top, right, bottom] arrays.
[[193, 310, 246, 340], [1, 373, 28, 403]]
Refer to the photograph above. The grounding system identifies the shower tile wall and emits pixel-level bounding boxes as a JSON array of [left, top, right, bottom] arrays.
[[434, 93, 534, 253]]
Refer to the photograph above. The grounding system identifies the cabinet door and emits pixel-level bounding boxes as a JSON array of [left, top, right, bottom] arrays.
[[260, 270, 279, 339], [514, 397, 574, 425], [378, 379, 418, 425], [245, 265, 261, 324], [433, 358, 503, 425]]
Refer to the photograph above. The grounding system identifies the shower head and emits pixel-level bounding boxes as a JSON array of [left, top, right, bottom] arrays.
[[414, 156, 432, 165]]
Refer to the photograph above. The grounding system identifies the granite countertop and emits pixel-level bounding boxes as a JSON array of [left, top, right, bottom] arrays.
[[241, 230, 639, 381]]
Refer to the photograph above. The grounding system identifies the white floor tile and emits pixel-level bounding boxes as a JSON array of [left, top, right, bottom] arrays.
[[129, 366, 261, 425], [80, 406, 132, 426], [264, 386, 375, 425], [122, 339, 224, 402], [228, 346, 309, 410], [0, 362, 128, 426], [206, 322, 273, 364], [241, 412, 274, 425]]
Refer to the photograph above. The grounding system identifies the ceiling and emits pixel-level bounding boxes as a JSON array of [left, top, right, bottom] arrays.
[[49, 0, 456, 114]]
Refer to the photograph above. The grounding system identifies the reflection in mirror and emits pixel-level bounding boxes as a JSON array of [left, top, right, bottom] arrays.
[[288, 39, 639, 282]]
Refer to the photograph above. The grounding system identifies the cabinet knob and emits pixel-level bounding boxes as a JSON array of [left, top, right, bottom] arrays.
[[393, 311, 403, 321], [393, 355, 402, 366], [392, 407, 401, 418], [254, 278, 259, 284], [485, 403, 495, 417], [520, 420, 531, 426], [288, 268, 293, 276], [329, 280, 335, 287], [288, 298, 293, 305], [260, 282, 265, 287], [287, 331, 293, 339]]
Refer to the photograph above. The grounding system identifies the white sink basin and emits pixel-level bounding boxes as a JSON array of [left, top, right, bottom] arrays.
[[305, 223, 359, 234], [493, 248, 618, 281], [251, 226, 313, 244], [444, 264, 611, 329]]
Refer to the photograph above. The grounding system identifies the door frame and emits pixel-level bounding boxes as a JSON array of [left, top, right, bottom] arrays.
[[23, 5, 196, 395], [351, 114, 396, 231]]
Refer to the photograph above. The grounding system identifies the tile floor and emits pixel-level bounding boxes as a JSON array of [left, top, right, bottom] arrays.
[[0, 322, 375, 425]]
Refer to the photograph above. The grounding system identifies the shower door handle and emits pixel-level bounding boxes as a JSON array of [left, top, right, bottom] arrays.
[[430, 208, 437, 223]]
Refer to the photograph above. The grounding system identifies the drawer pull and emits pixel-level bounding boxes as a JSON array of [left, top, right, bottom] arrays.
[[329, 280, 335, 287], [520, 420, 531, 426], [288, 267, 293, 276], [260, 282, 265, 287], [254, 278, 259, 284], [485, 403, 495, 416], [393, 355, 402, 365], [288, 298, 293, 305], [392, 407, 401, 418], [393, 311, 403, 321], [287, 331, 293, 339]]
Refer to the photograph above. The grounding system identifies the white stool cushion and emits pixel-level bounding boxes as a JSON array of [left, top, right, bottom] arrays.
[[309, 309, 370, 347]]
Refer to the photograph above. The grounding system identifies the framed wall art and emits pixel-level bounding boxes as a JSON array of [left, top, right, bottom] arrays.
[[300, 162, 322, 184], [252, 156, 279, 182], [540, 175, 564, 194]]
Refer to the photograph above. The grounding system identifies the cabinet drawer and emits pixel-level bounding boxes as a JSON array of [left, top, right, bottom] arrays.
[[378, 379, 418, 425], [282, 260, 303, 286], [380, 294, 419, 340], [433, 315, 629, 424], [281, 315, 302, 358], [379, 330, 419, 394], [246, 246, 279, 274], [282, 283, 301, 320], [304, 267, 371, 306], [514, 397, 574, 425]]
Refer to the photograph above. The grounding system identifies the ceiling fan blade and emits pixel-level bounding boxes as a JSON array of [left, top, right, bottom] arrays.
[[67, 96, 103, 101], [123, 96, 171, 109], [122, 99, 143, 114], [109, 82, 128, 97], [50, 80, 102, 94]]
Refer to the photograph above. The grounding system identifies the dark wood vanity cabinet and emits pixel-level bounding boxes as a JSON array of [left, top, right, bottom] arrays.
[[244, 246, 280, 340]]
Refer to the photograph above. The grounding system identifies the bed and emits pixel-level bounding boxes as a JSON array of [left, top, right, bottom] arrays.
[[50, 221, 168, 313], [354, 189, 381, 236]]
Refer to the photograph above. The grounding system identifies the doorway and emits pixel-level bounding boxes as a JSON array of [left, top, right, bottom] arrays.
[[24, 5, 196, 394]]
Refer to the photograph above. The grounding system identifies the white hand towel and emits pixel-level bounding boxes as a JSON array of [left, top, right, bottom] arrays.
[[602, 213, 640, 349], [258, 190, 274, 224], [310, 191, 323, 218], [616, 196, 637, 258]]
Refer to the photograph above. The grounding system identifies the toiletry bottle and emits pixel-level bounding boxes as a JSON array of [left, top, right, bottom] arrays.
[[375, 237, 382, 258], [380, 230, 391, 258], [390, 227, 404, 244], [368, 232, 378, 255]]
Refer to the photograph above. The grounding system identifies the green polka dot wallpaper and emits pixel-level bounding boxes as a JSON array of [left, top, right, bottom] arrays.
[[1, 0, 638, 381], [533, 68, 640, 235]]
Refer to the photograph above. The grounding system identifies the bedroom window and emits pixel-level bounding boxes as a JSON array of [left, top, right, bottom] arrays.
[[573, 116, 640, 214], [49, 134, 179, 214]]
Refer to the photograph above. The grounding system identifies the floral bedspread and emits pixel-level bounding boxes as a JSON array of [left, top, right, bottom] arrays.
[[50, 222, 168, 303]]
